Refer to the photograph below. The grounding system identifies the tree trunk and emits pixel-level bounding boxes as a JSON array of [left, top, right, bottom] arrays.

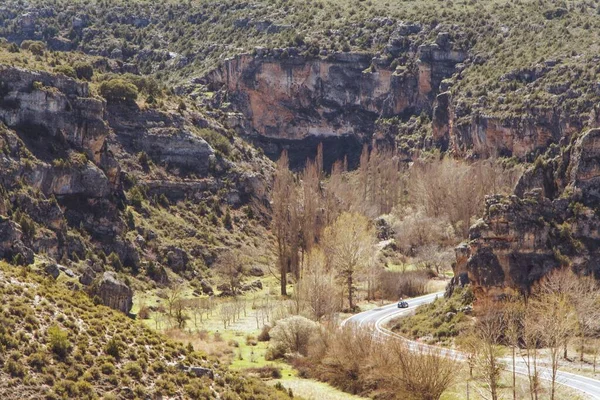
[[580, 332, 585, 362], [347, 274, 354, 310], [280, 262, 287, 296], [490, 354, 498, 400], [512, 346, 516, 400]]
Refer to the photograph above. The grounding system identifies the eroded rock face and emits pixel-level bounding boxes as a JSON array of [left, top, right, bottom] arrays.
[[0, 66, 109, 163], [433, 91, 582, 160], [456, 128, 600, 296], [456, 191, 563, 297], [93, 272, 133, 314], [211, 53, 419, 139], [206, 47, 466, 168], [107, 104, 214, 176], [0, 217, 34, 265], [567, 128, 600, 207]]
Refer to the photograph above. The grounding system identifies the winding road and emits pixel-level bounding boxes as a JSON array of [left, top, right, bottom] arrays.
[[342, 292, 600, 399]]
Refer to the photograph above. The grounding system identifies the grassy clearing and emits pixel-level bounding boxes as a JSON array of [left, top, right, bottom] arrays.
[[270, 378, 369, 400]]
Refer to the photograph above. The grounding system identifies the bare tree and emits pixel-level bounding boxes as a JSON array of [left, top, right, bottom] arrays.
[[522, 302, 541, 400], [165, 282, 186, 329], [300, 157, 322, 262], [294, 249, 340, 320], [570, 273, 600, 363], [409, 158, 521, 238], [322, 212, 376, 310], [468, 300, 505, 400], [503, 298, 525, 400], [271, 150, 300, 295], [215, 249, 248, 296], [531, 269, 579, 400], [380, 338, 461, 400]]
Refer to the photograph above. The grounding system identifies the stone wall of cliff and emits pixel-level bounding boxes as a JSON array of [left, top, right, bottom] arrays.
[[432, 92, 584, 160], [0, 65, 272, 312], [205, 40, 467, 168], [454, 129, 600, 297]]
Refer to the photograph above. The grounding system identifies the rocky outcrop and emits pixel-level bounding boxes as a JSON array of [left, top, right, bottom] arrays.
[[567, 128, 600, 208], [0, 66, 109, 163], [163, 246, 189, 273], [0, 217, 34, 265], [455, 128, 600, 296], [206, 44, 466, 168], [106, 104, 214, 176], [441, 106, 581, 160], [92, 272, 133, 313], [433, 59, 590, 161]]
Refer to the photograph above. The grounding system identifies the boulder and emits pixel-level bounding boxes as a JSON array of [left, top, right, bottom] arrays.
[[200, 279, 214, 295], [250, 280, 263, 290], [92, 272, 133, 314], [189, 366, 214, 379], [79, 265, 97, 286], [44, 262, 60, 279], [0, 218, 34, 265], [248, 266, 264, 277], [241, 280, 262, 292], [164, 247, 189, 273], [177, 364, 214, 379]]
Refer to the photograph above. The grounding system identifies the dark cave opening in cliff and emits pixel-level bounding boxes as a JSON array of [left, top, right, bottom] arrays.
[[248, 134, 365, 172]]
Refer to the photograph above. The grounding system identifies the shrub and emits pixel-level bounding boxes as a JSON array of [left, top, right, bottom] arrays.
[[137, 151, 150, 171], [248, 366, 282, 379], [138, 306, 151, 320], [257, 324, 271, 342], [21, 40, 45, 55], [267, 316, 319, 358], [54, 65, 77, 79], [198, 129, 231, 156], [28, 352, 48, 371], [124, 362, 143, 379], [4, 358, 26, 378], [108, 252, 122, 271], [104, 337, 121, 360], [99, 78, 139, 103], [47, 325, 70, 359], [100, 362, 115, 375], [128, 186, 145, 208], [73, 62, 94, 80]]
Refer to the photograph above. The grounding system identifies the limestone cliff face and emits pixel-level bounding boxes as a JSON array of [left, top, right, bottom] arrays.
[[206, 46, 466, 167], [455, 129, 600, 297], [433, 93, 583, 159], [0, 65, 116, 200], [0, 66, 109, 163], [0, 64, 268, 276], [212, 52, 418, 139], [106, 104, 214, 176]]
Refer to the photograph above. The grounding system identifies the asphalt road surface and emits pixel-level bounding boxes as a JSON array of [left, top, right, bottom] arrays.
[[342, 292, 600, 399]]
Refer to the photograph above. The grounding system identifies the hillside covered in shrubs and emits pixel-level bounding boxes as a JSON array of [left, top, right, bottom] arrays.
[[0, 261, 294, 399]]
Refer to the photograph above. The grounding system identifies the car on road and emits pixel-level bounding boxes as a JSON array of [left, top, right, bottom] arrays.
[[397, 300, 409, 308]]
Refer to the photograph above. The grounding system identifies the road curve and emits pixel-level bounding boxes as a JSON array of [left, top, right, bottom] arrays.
[[342, 292, 600, 399]]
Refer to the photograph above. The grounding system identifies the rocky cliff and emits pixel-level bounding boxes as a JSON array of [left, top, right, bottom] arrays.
[[433, 93, 584, 160], [0, 63, 272, 312], [206, 40, 466, 168], [454, 129, 600, 297]]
